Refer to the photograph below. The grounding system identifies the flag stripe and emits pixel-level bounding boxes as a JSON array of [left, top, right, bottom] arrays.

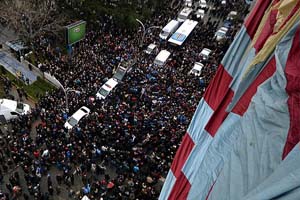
[[221, 26, 252, 77], [205, 89, 234, 136], [277, 0, 300, 32], [187, 99, 214, 142], [159, 171, 176, 200], [185, 113, 241, 200], [244, 0, 273, 39], [232, 57, 276, 116], [253, 9, 278, 53], [168, 172, 191, 200], [207, 21, 298, 199], [170, 133, 195, 178], [203, 65, 233, 112], [282, 25, 300, 159]]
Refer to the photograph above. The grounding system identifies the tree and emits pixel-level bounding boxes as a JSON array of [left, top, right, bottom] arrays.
[[0, 0, 67, 41]]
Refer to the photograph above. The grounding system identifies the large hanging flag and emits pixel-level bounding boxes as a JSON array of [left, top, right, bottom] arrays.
[[159, 0, 300, 199]]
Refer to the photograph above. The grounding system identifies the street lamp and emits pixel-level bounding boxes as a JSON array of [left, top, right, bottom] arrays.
[[135, 18, 161, 48], [135, 18, 145, 48], [51, 76, 80, 112], [65, 88, 81, 111]]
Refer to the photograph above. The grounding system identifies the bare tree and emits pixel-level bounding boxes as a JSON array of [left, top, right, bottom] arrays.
[[0, 0, 67, 41]]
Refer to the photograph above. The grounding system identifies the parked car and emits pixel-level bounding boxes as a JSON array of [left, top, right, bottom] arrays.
[[144, 43, 157, 54], [197, 0, 207, 9], [177, 7, 193, 22], [227, 11, 238, 20], [188, 62, 204, 76], [154, 50, 171, 66], [64, 106, 90, 129], [0, 99, 30, 123], [113, 64, 127, 81], [159, 20, 181, 40], [96, 78, 118, 99], [195, 9, 205, 19], [185, 0, 193, 7], [215, 27, 229, 41], [199, 48, 212, 60], [223, 19, 233, 29]]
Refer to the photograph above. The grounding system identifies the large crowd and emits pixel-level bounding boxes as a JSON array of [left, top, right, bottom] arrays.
[[0, 0, 249, 199]]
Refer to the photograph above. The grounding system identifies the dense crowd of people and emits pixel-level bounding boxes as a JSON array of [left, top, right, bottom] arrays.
[[0, 0, 249, 199]]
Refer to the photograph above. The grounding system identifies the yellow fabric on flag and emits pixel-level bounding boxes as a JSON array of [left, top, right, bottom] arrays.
[[243, 0, 300, 78]]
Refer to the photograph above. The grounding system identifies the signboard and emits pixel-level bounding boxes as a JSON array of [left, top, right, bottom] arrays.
[[66, 20, 86, 45]]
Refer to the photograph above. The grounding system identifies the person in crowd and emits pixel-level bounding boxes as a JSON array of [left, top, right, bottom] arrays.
[[0, 0, 249, 199]]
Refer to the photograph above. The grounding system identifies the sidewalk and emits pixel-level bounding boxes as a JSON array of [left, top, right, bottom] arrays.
[[0, 51, 37, 84]]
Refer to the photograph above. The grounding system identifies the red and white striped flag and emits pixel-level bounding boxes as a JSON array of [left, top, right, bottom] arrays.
[[159, 0, 300, 199]]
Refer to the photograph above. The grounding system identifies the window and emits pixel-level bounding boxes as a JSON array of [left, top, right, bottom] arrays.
[[10, 112, 19, 116], [67, 117, 78, 127]]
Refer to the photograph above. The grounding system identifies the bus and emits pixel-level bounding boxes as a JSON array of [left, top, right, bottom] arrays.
[[168, 19, 198, 46]]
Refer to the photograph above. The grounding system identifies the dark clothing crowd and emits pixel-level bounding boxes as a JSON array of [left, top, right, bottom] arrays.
[[0, 0, 249, 199]]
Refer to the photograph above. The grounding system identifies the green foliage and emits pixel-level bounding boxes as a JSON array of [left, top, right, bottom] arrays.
[[24, 77, 56, 101], [0, 81, 5, 98], [26, 53, 37, 66], [0, 65, 56, 101], [58, 0, 162, 30]]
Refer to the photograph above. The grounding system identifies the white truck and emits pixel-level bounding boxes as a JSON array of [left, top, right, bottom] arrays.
[[0, 99, 30, 123]]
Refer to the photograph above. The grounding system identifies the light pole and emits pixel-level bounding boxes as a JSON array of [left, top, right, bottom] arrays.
[[135, 18, 161, 48], [135, 18, 145, 48], [51, 76, 80, 112], [65, 88, 81, 112]]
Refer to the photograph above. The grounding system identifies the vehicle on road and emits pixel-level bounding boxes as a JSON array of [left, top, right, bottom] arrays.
[[96, 78, 119, 99], [199, 48, 212, 60], [177, 7, 193, 22], [168, 19, 198, 46], [196, 0, 207, 9], [64, 106, 90, 129], [227, 11, 238, 20], [154, 50, 171, 66], [185, 0, 193, 7], [195, 9, 205, 19], [144, 43, 157, 54], [223, 19, 233, 29], [188, 62, 204, 76], [0, 99, 30, 123], [159, 20, 181, 40], [113, 64, 128, 81], [215, 27, 229, 41]]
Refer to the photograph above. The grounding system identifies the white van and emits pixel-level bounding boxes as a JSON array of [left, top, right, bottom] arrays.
[[227, 11, 238, 20], [185, 0, 193, 7], [195, 9, 205, 19], [0, 99, 30, 123], [96, 78, 118, 99], [144, 43, 157, 54], [215, 27, 229, 41], [177, 7, 193, 22], [154, 50, 171, 66], [199, 48, 212, 60], [159, 20, 181, 40], [198, 0, 207, 8], [188, 62, 204, 76]]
